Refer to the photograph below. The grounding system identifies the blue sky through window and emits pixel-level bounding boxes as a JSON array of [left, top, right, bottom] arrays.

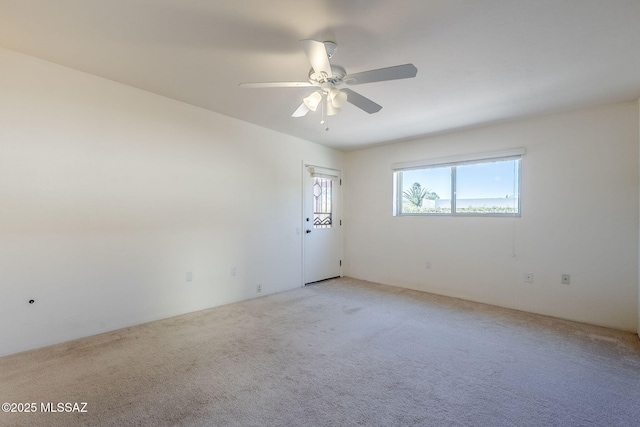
[[456, 159, 519, 199], [401, 159, 519, 201]]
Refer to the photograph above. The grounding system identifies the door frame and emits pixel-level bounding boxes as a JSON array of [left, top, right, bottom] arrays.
[[301, 160, 343, 286]]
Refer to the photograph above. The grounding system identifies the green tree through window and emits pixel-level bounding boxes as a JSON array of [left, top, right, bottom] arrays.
[[402, 182, 439, 207]]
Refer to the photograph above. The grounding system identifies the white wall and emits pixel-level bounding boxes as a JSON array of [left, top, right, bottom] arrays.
[[345, 102, 639, 332], [0, 47, 343, 357]]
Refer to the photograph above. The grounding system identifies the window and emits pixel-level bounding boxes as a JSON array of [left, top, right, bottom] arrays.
[[307, 166, 339, 229], [393, 149, 524, 216], [313, 177, 333, 228]]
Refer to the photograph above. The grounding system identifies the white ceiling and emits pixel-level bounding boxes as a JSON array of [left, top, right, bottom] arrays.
[[1, 0, 639, 151]]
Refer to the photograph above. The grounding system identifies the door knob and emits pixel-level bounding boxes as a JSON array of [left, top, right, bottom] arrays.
[[306, 230, 311, 234]]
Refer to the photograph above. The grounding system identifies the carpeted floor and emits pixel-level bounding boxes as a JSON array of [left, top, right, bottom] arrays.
[[1, 277, 639, 426]]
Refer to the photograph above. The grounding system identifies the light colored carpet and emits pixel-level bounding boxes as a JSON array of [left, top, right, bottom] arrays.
[[1, 277, 639, 426]]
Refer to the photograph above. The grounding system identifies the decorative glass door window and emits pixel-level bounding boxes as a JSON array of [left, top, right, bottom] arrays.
[[313, 177, 332, 228]]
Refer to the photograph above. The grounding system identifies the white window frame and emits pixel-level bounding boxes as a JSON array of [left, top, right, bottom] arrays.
[[392, 148, 525, 217]]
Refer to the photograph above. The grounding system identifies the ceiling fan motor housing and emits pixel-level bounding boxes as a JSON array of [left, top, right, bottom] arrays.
[[308, 64, 346, 87]]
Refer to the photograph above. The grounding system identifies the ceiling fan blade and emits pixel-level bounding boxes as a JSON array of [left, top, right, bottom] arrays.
[[239, 81, 315, 88], [344, 64, 417, 85], [342, 89, 382, 114], [291, 103, 310, 117], [301, 40, 332, 78]]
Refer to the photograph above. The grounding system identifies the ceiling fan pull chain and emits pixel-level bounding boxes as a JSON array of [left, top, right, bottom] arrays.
[[321, 93, 329, 131]]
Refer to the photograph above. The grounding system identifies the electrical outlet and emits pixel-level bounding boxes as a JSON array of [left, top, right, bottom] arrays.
[[231, 267, 237, 276], [561, 274, 570, 285], [524, 272, 534, 283], [425, 261, 431, 269], [256, 284, 262, 293], [186, 271, 193, 282]]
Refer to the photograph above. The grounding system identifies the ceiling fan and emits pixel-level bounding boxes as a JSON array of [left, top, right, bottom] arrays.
[[239, 40, 417, 127]]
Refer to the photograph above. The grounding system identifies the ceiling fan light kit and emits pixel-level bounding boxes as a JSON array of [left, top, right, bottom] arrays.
[[303, 91, 322, 111], [240, 39, 417, 129]]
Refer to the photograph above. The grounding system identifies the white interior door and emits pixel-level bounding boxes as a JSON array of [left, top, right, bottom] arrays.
[[303, 165, 342, 284]]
